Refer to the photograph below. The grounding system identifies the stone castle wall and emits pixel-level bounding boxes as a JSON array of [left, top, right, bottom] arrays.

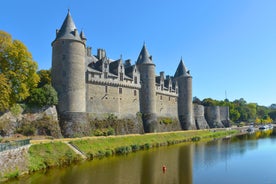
[[193, 104, 209, 129], [155, 92, 178, 118], [204, 106, 228, 128]]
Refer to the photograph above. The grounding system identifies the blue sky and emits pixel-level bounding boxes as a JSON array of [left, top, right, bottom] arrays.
[[1, 0, 276, 106]]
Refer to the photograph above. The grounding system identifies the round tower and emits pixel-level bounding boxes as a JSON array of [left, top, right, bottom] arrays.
[[136, 44, 157, 132], [52, 11, 89, 137], [174, 59, 196, 130]]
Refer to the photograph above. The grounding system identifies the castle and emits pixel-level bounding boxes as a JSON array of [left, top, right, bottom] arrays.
[[52, 12, 230, 137]]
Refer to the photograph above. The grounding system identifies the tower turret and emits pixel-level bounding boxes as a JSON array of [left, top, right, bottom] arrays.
[[52, 11, 88, 137], [174, 58, 196, 130], [136, 44, 157, 132]]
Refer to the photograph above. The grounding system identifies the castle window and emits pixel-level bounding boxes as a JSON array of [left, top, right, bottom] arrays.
[[160, 95, 162, 100], [120, 73, 123, 81], [134, 90, 137, 96], [161, 84, 164, 91], [119, 87, 122, 94], [169, 96, 171, 101], [105, 86, 108, 93], [134, 76, 137, 84], [104, 72, 108, 78]]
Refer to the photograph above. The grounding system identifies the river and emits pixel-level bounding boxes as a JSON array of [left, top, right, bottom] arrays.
[[6, 128, 276, 184]]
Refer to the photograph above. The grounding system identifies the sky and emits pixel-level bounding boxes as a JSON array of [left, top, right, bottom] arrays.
[[1, 0, 276, 106]]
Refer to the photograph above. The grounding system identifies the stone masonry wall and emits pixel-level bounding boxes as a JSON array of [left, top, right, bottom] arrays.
[[193, 104, 210, 129], [156, 93, 178, 118], [86, 83, 140, 118], [0, 146, 30, 178], [204, 106, 225, 128]]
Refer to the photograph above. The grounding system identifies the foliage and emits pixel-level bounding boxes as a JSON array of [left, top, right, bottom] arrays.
[[268, 110, 276, 121], [92, 127, 115, 136], [194, 97, 276, 124], [159, 117, 173, 124], [10, 103, 23, 116], [3, 170, 19, 179], [26, 84, 58, 107], [37, 69, 51, 88], [16, 115, 61, 138], [0, 31, 39, 107], [0, 73, 11, 111]]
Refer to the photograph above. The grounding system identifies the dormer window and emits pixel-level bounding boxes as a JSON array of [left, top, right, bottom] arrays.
[[120, 72, 123, 81]]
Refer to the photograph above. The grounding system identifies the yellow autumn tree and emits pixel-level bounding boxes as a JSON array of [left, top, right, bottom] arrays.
[[0, 73, 11, 111], [0, 30, 39, 108]]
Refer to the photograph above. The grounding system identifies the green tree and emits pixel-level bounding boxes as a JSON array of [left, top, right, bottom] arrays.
[[27, 84, 58, 107], [257, 105, 269, 119], [202, 98, 219, 106], [37, 69, 51, 88], [0, 31, 39, 106], [268, 110, 276, 121], [230, 108, 240, 122]]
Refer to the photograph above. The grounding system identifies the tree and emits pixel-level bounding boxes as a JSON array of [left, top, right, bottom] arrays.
[[27, 84, 58, 107], [0, 73, 11, 111], [268, 110, 276, 121], [230, 108, 240, 122], [0, 31, 39, 106], [37, 69, 51, 88], [202, 98, 219, 106]]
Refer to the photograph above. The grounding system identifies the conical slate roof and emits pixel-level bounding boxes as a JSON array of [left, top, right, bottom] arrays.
[[136, 44, 153, 64], [174, 58, 190, 78], [56, 11, 81, 41]]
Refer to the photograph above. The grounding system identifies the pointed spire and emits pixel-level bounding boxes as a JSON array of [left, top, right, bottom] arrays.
[[174, 57, 190, 78], [56, 11, 81, 41], [136, 43, 153, 64]]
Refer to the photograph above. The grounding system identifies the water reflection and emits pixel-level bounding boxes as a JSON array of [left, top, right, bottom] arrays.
[[6, 129, 276, 184]]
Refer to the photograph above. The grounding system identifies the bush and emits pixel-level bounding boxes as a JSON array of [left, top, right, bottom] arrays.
[[92, 127, 115, 136], [16, 123, 35, 136], [191, 136, 201, 142], [26, 84, 58, 107], [115, 146, 131, 155], [4, 170, 19, 179], [160, 117, 173, 125], [10, 104, 22, 116]]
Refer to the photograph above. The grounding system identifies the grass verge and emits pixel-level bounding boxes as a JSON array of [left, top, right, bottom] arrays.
[[70, 129, 238, 159], [28, 142, 82, 172]]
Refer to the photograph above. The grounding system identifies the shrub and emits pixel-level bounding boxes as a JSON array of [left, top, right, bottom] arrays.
[[10, 104, 22, 116], [26, 84, 58, 107], [4, 170, 19, 179], [191, 136, 201, 142], [131, 144, 139, 152], [115, 146, 131, 155], [159, 117, 174, 125]]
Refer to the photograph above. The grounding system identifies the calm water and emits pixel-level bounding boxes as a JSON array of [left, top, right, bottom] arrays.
[[7, 129, 276, 184]]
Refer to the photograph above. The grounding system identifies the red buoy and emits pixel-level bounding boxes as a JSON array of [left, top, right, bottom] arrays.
[[162, 165, 167, 173]]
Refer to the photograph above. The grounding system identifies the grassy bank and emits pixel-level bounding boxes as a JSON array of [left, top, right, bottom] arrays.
[[28, 142, 82, 172], [70, 129, 237, 159], [1, 129, 238, 181]]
